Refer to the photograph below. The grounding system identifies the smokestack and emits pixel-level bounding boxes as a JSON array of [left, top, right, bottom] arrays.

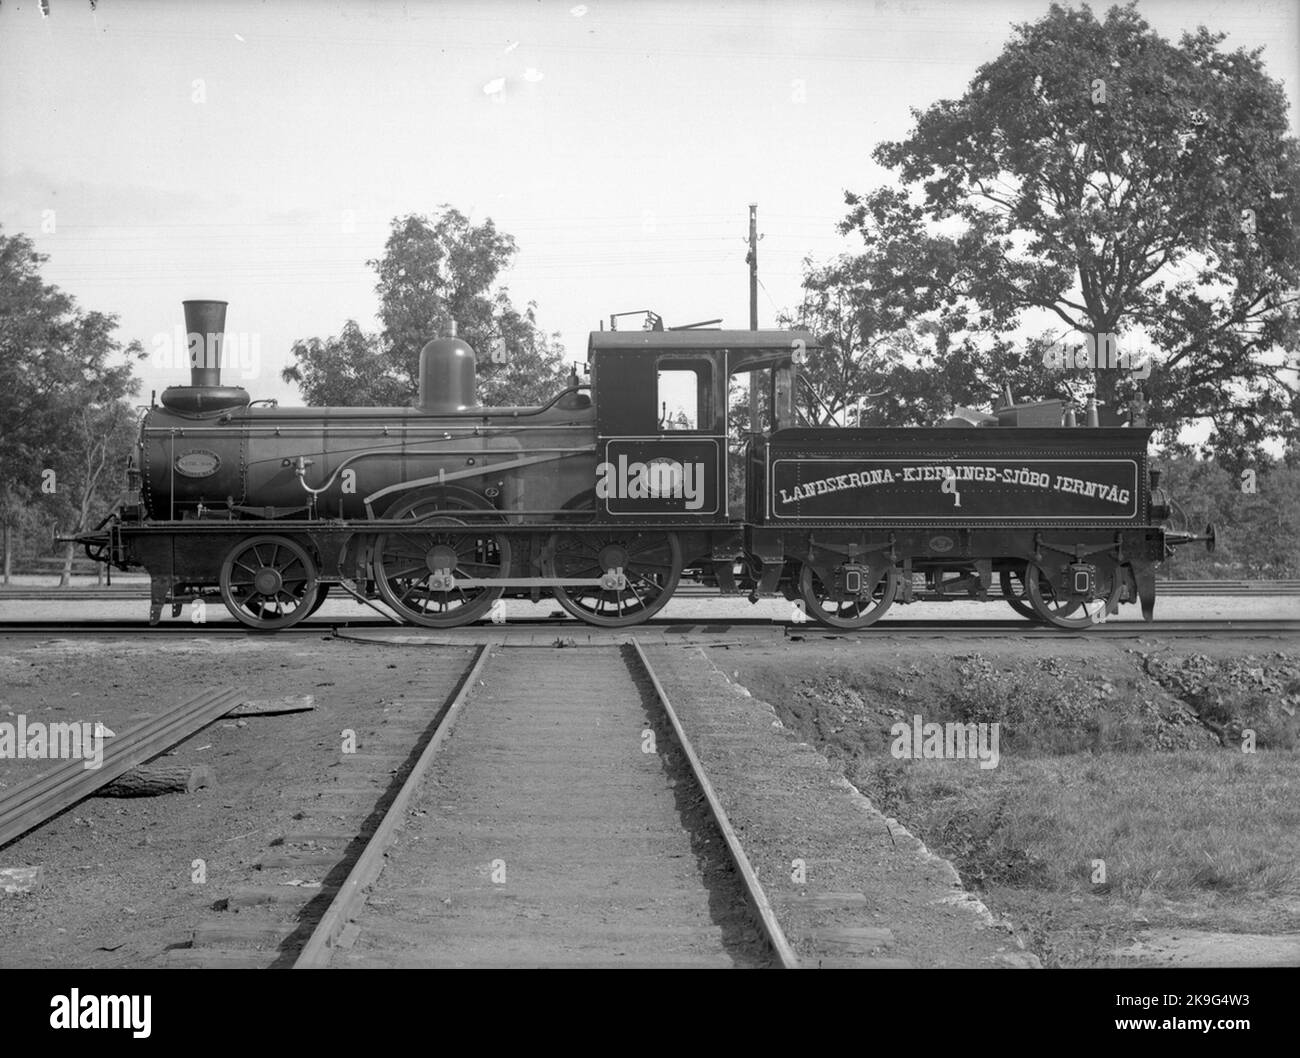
[[184, 299, 228, 388], [159, 299, 248, 413]]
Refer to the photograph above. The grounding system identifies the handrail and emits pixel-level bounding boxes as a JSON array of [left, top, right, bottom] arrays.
[[209, 385, 593, 425], [796, 374, 836, 426]]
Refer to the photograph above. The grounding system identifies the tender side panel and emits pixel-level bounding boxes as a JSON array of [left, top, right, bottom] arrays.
[[764, 427, 1152, 526]]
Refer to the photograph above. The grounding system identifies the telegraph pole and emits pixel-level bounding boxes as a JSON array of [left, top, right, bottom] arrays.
[[747, 203, 760, 431], [747, 203, 759, 331]]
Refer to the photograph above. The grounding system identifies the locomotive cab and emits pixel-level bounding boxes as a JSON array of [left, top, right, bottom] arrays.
[[587, 329, 815, 524]]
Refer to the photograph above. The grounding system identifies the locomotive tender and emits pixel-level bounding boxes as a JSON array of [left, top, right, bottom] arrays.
[[73, 300, 1211, 631]]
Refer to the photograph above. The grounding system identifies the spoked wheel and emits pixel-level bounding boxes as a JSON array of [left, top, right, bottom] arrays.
[[372, 492, 512, 628], [999, 567, 1042, 622], [798, 563, 901, 629], [1025, 561, 1120, 629], [306, 582, 330, 615], [544, 530, 682, 627], [247, 582, 331, 621], [219, 535, 320, 631]]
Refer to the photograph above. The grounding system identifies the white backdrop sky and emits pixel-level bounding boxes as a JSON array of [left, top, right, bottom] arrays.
[[2, 0, 1296, 407]]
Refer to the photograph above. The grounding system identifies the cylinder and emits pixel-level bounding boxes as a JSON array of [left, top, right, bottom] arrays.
[[184, 300, 228, 388], [417, 337, 477, 413]]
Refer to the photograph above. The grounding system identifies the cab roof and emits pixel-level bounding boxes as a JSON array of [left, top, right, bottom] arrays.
[[587, 329, 818, 354]]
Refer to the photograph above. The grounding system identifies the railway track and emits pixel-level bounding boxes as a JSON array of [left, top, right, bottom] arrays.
[[157, 643, 796, 968], [0, 617, 1295, 639], [295, 642, 794, 968], [3, 579, 1299, 601], [165, 648, 484, 967], [7, 639, 1130, 969], [330, 618, 1300, 642]]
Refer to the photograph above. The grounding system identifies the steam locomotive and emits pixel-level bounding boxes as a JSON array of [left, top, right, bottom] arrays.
[[72, 300, 1213, 631]]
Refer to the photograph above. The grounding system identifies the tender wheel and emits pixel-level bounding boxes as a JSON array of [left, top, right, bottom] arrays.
[[1025, 560, 1120, 629], [1005, 563, 1084, 622], [798, 563, 900, 629], [544, 530, 682, 627], [219, 535, 320, 631], [372, 491, 511, 628], [999, 567, 1041, 622]]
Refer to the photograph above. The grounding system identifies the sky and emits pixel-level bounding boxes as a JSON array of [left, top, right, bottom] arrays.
[[1, 0, 1297, 408]]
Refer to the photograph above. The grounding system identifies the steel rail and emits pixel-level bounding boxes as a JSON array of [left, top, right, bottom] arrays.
[[321, 619, 1300, 646], [1153, 580, 1300, 595], [630, 638, 800, 969], [7, 579, 1300, 602], [0, 685, 245, 850], [292, 645, 490, 968], [0, 618, 1297, 637]]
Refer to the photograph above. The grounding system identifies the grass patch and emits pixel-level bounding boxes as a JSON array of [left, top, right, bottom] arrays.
[[852, 751, 1300, 901], [1143, 652, 1300, 750], [736, 644, 1300, 965]]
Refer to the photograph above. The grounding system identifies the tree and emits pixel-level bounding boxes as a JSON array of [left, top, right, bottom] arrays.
[[372, 209, 519, 386], [50, 400, 139, 584], [781, 254, 1060, 427], [0, 227, 144, 581], [839, 2, 1300, 462], [777, 254, 910, 425], [281, 320, 406, 408], [477, 295, 571, 407], [283, 208, 568, 407], [1154, 449, 1300, 577]]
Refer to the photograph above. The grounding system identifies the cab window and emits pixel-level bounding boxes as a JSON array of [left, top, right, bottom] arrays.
[[656, 360, 712, 431]]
